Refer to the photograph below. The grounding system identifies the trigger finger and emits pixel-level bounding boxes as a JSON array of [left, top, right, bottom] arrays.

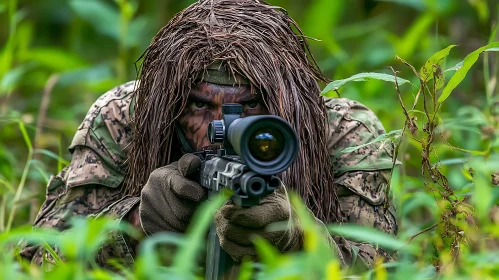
[[170, 175, 207, 202], [164, 189, 197, 221]]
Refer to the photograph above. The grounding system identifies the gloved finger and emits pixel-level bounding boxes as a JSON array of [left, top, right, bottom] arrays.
[[170, 174, 207, 202], [140, 189, 188, 233], [164, 186, 198, 222], [216, 203, 300, 250], [217, 235, 257, 262], [160, 190, 190, 232], [215, 210, 253, 246], [221, 200, 290, 228], [222, 220, 285, 247], [178, 153, 201, 178]]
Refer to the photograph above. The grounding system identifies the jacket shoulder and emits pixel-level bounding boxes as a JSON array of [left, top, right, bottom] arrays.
[[324, 97, 396, 175], [67, 81, 136, 188]]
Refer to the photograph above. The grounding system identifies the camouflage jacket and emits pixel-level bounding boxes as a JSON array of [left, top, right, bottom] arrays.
[[21, 81, 398, 270]]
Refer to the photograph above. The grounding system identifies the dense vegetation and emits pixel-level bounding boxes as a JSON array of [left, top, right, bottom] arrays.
[[1, 0, 498, 278]]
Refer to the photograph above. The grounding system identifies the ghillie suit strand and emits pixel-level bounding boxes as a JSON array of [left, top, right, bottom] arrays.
[[126, 0, 340, 223]]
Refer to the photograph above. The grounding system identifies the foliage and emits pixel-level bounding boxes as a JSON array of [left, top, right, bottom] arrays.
[[1, 0, 499, 279]]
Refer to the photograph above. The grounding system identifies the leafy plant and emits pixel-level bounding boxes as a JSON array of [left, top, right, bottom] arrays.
[[1, 0, 499, 279]]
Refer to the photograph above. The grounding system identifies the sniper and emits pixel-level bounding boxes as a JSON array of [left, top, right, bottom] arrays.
[[21, 0, 399, 275]]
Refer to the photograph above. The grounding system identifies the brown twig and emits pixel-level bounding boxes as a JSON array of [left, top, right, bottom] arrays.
[[392, 223, 439, 255], [408, 223, 439, 244]]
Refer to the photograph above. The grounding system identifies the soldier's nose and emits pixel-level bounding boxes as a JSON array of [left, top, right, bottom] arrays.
[[214, 109, 222, 120]]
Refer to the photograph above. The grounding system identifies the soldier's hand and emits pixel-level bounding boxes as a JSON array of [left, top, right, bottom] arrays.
[[214, 185, 303, 262], [139, 154, 207, 234]]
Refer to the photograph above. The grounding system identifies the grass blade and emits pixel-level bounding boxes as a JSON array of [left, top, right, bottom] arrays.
[[321, 73, 412, 97], [438, 42, 499, 103]]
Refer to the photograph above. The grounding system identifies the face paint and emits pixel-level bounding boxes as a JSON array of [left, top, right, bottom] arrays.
[[177, 82, 269, 152]]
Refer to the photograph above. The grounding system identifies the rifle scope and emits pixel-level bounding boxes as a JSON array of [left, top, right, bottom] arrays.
[[207, 104, 299, 175]]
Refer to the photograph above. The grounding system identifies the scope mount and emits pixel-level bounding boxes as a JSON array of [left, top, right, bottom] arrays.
[[208, 103, 243, 155]]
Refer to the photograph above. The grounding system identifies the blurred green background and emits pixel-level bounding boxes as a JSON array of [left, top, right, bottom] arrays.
[[0, 0, 498, 245]]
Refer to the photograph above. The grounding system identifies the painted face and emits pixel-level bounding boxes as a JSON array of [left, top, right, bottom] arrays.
[[177, 82, 269, 152]]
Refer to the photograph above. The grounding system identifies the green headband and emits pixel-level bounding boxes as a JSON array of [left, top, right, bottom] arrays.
[[198, 62, 250, 85]]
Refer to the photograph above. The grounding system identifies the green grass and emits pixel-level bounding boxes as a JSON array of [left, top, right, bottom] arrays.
[[1, 0, 499, 279]]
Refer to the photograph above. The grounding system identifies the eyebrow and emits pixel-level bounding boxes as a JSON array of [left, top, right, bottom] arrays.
[[188, 91, 263, 103], [188, 94, 213, 104], [236, 94, 263, 103]]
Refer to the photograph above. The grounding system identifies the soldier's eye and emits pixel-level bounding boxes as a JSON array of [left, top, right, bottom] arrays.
[[243, 102, 260, 111], [246, 102, 258, 109], [195, 101, 206, 108], [190, 101, 209, 110]]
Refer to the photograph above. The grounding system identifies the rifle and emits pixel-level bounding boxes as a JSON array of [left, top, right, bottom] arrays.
[[197, 104, 299, 280]]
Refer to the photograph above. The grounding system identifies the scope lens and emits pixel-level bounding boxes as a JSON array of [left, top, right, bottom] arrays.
[[248, 127, 284, 161]]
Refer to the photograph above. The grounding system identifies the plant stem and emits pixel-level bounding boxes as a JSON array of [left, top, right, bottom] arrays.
[[5, 122, 33, 233]]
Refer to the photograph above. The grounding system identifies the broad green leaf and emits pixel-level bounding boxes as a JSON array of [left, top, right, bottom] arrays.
[[289, 193, 336, 272], [328, 224, 413, 252], [420, 45, 456, 81], [58, 65, 114, 86], [0, 63, 34, 93], [471, 160, 493, 222], [302, 0, 345, 58], [58, 217, 132, 262], [69, 0, 120, 40], [259, 264, 307, 279], [125, 16, 151, 48], [341, 129, 402, 153], [469, 0, 489, 23], [401, 192, 437, 217], [447, 48, 499, 73], [237, 260, 254, 280], [419, 45, 456, 90], [325, 260, 341, 279], [88, 269, 123, 280], [456, 105, 488, 120], [321, 73, 411, 97], [333, 16, 389, 40], [445, 60, 463, 72], [0, 225, 60, 245], [252, 236, 280, 267], [394, 13, 434, 59], [376, 0, 425, 10], [21, 48, 87, 71], [438, 42, 499, 103]]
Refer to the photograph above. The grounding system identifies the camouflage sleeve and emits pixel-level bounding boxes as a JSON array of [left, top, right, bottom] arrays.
[[325, 97, 399, 269], [20, 81, 139, 268]]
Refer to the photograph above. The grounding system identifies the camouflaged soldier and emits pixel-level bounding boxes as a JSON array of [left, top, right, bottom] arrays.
[[21, 0, 398, 272]]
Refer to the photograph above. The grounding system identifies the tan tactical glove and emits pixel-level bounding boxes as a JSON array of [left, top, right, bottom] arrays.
[[214, 186, 303, 262], [139, 154, 207, 235]]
